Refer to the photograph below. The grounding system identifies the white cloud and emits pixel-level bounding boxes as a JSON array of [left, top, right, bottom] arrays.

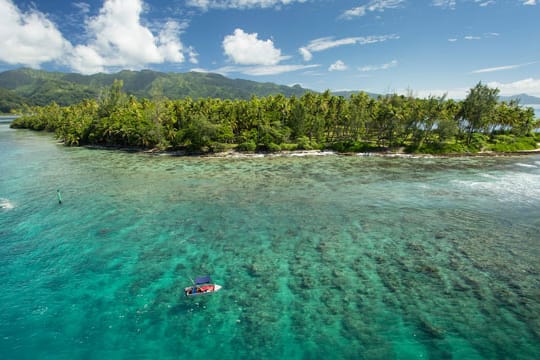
[[487, 78, 540, 97], [432, 0, 456, 9], [70, 0, 188, 74], [242, 64, 318, 75], [447, 32, 498, 43], [415, 78, 540, 99], [223, 28, 287, 66], [342, 0, 405, 19], [73, 2, 91, 14], [329, 60, 347, 72], [0, 0, 72, 67], [157, 21, 187, 63], [299, 47, 312, 62], [474, 0, 495, 7], [220, 28, 313, 75], [358, 60, 398, 72], [215, 64, 319, 76], [299, 34, 399, 60], [435, 0, 526, 9], [187, 0, 307, 10], [310, 35, 400, 51], [70, 46, 105, 75], [188, 47, 199, 64], [471, 61, 537, 74], [0, 0, 192, 74]]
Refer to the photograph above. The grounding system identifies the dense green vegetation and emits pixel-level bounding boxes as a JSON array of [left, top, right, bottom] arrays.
[[11, 81, 539, 154], [0, 88, 27, 114], [0, 68, 311, 113]]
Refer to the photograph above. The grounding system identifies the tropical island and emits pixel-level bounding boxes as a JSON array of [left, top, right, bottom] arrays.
[[8, 73, 540, 155]]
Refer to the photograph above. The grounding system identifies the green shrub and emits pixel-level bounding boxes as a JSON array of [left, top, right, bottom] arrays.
[[236, 140, 257, 152], [414, 142, 469, 154], [267, 142, 282, 152], [328, 141, 347, 152], [296, 136, 318, 150], [488, 135, 537, 152], [350, 141, 380, 152], [209, 142, 228, 153], [329, 141, 379, 152], [280, 143, 298, 151], [469, 133, 489, 152]]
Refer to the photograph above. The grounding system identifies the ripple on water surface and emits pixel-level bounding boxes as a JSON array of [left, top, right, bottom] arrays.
[[0, 128, 539, 359]]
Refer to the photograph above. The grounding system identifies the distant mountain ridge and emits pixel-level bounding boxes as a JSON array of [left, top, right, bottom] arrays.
[[500, 94, 540, 105], [330, 90, 380, 99], [0, 68, 312, 112], [2, 68, 539, 113]]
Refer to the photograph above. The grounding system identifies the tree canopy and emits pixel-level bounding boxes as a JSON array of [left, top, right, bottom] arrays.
[[11, 82, 540, 154]]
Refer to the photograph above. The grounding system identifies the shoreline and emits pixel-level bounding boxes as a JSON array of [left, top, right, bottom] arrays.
[[201, 149, 540, 159], [83, 145, 540, 159]]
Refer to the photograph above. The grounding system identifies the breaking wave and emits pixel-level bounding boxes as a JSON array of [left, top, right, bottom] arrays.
[[452, 172, 540, 205], [0, 198, 14, 210], [515, 163, 537, 168]]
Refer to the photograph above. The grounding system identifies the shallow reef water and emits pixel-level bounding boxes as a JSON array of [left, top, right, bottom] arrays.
[[1, 125, 539, 359]]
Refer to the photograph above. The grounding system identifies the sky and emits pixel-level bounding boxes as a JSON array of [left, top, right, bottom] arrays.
[[0, 0, 539, 98]]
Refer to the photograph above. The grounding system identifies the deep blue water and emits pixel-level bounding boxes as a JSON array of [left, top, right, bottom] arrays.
[[1, 124, 539, 359]]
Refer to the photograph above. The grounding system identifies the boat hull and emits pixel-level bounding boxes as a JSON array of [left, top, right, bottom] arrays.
[[184, 284, 222, 297]]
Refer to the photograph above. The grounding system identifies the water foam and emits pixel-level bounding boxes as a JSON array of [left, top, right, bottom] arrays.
[[0, 198, 14, 210], [452, 172, 540, 204], [515, 163, 537, 168]]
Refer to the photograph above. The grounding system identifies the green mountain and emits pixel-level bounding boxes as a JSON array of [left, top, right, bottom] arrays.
[[0, 68, 313, 112], [0, 88, 27, 114], [3, 68, 539, 114]]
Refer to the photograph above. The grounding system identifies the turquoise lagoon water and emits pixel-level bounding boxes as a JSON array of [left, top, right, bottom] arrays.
[[1, 124, 539, 359]]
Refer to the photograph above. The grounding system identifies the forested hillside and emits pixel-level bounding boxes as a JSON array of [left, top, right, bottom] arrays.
[[0, 68, 310, 112], [3, 68, 539, 114]]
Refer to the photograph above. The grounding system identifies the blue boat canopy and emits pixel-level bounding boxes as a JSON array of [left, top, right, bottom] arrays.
[[195, 276, 211, 285]]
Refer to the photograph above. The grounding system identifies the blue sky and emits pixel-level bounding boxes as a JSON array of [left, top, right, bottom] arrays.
[[0, 0, 539, 98]]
